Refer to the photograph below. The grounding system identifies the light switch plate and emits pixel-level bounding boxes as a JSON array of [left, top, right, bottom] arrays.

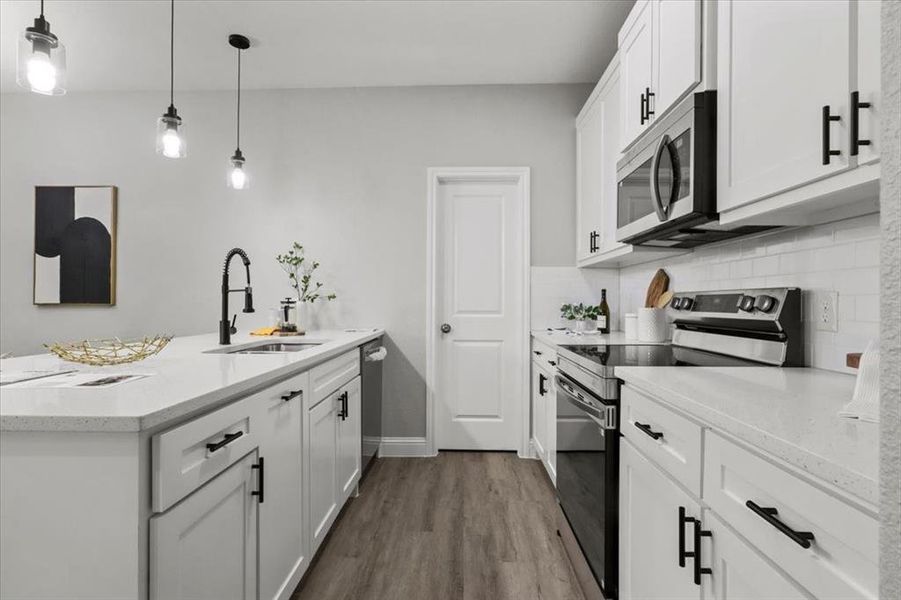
[[814, 291, 838, 332]]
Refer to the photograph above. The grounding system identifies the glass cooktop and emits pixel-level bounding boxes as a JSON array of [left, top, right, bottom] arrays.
[[559, 343, 763, 375]]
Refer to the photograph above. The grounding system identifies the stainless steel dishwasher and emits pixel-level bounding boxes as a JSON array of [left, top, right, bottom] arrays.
[[360, 338, 386, 481]]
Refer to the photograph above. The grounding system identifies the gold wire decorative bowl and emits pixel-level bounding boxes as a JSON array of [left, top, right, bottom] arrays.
[[44, 335, 174, 366]]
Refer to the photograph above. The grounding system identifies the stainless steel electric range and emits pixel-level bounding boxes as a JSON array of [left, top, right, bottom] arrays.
[[554, 287, 802, 600]]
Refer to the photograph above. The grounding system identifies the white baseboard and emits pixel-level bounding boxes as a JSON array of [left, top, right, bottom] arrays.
[[378, 436, 432, 457]]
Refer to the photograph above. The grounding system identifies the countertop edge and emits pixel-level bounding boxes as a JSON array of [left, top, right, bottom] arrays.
[[0, 330, 384, 434], [615, 368, 878, 510]]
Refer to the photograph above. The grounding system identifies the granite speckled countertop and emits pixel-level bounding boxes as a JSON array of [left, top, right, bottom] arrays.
[[616, 366, 878, 507], [0, 329, 383, 433]]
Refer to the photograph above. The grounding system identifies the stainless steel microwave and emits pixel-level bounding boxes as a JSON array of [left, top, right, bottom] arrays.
[[615, 91, 776, 248]]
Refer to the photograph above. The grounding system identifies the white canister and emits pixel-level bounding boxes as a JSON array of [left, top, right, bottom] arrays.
[[624, 313, 638, 340], [638, 307, 668, 342]]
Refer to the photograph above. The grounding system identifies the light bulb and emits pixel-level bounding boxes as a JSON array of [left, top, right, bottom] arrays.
[[161, 128, 182, 159], [229, 165, 248, 190], [26, 52, 56, 94]]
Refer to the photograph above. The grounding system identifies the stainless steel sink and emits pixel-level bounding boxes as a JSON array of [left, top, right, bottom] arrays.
[[230, 342, 323, 354]]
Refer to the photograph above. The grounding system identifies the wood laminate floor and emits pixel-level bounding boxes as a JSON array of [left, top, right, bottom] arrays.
[[291, 452, 585, 600]]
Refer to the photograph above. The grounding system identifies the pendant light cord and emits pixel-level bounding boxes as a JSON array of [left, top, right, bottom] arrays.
[[169, 0, 175, 107], [236, 48, 242, 150]]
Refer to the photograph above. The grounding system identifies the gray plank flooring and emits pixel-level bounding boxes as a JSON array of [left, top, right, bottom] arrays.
[[291, 452, 585, 600]]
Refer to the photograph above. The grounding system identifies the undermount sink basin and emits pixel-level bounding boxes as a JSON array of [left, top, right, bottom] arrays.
[[229, 342, 323, 354]]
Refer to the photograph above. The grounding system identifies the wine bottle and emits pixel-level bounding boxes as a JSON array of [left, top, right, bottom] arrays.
[[599, 289, 611, 334]]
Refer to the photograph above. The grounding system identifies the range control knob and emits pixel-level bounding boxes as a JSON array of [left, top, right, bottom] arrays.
[[738, 295, 756, 312], [671, 297, 683, 310], [754, 295, 777, 313], [680, 297, 694, 311]]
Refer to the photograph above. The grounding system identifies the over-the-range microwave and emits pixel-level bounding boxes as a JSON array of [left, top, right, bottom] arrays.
[[616, 91, 774, 248]]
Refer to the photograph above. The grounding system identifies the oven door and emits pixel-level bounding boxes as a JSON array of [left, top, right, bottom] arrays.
[[555, 373, 619, 598]]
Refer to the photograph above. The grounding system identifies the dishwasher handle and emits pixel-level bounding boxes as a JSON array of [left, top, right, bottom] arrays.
[[364, 346, 387, 362], [555, 375, 617, 430]]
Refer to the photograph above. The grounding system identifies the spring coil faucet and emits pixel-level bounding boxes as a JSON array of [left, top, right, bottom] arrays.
[[220, 247, 255, 345]]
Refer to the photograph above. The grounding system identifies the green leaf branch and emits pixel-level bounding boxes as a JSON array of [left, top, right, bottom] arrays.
[[276, 242, 338, 304]]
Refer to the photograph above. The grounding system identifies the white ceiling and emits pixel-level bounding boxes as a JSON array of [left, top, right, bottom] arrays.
[[0, 0, 634, 93]]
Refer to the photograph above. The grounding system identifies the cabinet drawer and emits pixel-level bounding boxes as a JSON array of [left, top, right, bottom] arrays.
[[531, 338, 558, 372], [621, 385, 702, 496], [703, 431, 878, 599], [152, 394, 260, 513], [310, 349, 360, 402]]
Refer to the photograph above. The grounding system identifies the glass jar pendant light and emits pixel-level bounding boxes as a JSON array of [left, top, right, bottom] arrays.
[[16, 0, 66, 95], [156, 0, 185, 158], [228, 34, 251, 190]]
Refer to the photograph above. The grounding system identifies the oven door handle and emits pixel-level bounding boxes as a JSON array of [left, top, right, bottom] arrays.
[[649, 133, 671, 222], [555, 375, 616, 429]]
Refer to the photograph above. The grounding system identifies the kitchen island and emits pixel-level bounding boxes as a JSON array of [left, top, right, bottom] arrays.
[[0, 329, 383, 600]]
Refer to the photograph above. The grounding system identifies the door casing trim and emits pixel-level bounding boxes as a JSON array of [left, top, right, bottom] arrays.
[[425, 167, 532, 457]]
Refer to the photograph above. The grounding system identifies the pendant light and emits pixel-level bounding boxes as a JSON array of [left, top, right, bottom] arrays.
[[16, 0, 66, 95], [227, 34, 251, 190], [156, 0, 185, 158]]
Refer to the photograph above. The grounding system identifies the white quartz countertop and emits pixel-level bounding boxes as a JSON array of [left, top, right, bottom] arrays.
[[532, 329, 668, 346], [615, 366, 878, 506], [0, 329, 384, 433]]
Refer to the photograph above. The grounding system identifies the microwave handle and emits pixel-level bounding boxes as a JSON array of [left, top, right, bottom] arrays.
[[649, 133, 671, 222]]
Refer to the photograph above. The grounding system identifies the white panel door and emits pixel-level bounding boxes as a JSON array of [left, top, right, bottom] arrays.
[[337, 376, 362, 500], [435, 176, 526, 450], [306, 392, 339, 554], [258, 374, 307, 600], [150, 451, 259, 600], [620, 439, 701, 600], [619, 0, 654, 151], [654, 0, 702, 118], [702, 510, 809, 600], [717, 0, 852, 211]]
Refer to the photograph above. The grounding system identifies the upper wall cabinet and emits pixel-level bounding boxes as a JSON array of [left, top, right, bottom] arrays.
[[619, 0, 707, 152], [716, 0, 881, 226]]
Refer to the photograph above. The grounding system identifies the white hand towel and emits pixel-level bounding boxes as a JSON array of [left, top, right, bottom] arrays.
[[839, 340, 880, 423]]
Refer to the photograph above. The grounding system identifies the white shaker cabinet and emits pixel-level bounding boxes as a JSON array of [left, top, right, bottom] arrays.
[[716, 0, 880, 225], [150, 451, 260, 600], [654, 0, 703, 119], [619, 439, 700, 600], [576, 84, 605, 263], [306, 388, 340, 555], [531, 362, 551, 461], [619, 0, 655, 151], [258, 374, 309, 600], [337, 376, 362, 501]]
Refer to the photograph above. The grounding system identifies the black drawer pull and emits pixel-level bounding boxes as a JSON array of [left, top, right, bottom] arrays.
[[338, 391, 348, 421], [746, 500, 814, 548], [822, 105, 841, 165], [539, 374, 548, 396], [678, 506, 695, 568], [850, 91, 871, 156], [281, 389, 303, 402], [533, 350, 543, 356], [252, 456, 265, 504], [206, 431, 243, 453], [634, 421, 663, 440], [548, 360, 557, 367], [692, 519, 712, 585]]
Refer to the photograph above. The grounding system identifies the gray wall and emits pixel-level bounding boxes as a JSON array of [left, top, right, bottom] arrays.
[[0, 83, 590, 437], [880, 1, 901, 597]]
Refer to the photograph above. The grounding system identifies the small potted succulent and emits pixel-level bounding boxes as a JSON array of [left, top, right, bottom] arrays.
[[561, 302, 601, 333], [276, 242, 337, 333]]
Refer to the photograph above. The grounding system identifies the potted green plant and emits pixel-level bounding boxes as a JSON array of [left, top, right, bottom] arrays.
[[560, 302, 601, 333], [276, 242, 336, 333]]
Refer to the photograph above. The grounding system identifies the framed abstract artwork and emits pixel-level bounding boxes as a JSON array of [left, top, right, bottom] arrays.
[[33, 185, 117, 305]]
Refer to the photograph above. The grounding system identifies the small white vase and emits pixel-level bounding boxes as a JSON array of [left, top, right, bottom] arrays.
[[572, 319, 597, 333]]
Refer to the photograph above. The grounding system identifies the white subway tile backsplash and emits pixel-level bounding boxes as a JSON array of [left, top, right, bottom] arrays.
[[617, 216, 881, 373], [531, 266, 619, 330]]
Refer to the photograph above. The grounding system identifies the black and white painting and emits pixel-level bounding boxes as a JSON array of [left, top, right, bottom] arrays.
[[33, 186, 117, 305]]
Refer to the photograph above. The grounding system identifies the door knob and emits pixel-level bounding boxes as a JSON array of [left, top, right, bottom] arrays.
[[440, 323, 452, 334]]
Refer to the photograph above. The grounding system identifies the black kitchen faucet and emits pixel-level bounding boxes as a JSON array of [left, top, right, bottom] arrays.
[[220, 248, 255, 345]]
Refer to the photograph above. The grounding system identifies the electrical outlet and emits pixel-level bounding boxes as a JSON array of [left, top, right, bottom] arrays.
[[814, 291, 838, 332]]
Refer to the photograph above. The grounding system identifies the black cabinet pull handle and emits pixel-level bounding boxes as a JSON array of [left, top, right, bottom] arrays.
[[281, 389, 303, 402], [640, 91, 648, 124], [692, 519, 712, 585], [678, 506, 695, 568], [822, 105, 841, 165], [850, 91, 871, 156], [252, 456, 265, 504], [549, 360, 557, 367], [338, 391, 348, 420], [206, 431, 243, 453], [539, 374, 548, 396], [645, 87, 655, 119], [533, 350, 543, 356], [634, 421, 663, 440], [746, 500, 815, 548]]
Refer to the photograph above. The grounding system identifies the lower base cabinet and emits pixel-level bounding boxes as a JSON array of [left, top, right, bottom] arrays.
[[619, 439, 700, 600], [337, 376, 362, 499], [149, 451, 260, 600]]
